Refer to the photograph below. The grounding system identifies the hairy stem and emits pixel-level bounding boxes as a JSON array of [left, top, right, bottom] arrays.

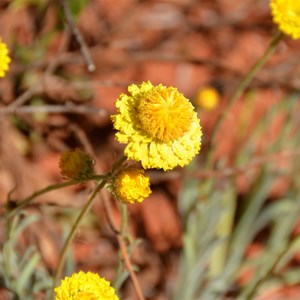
[[51, 179, 107, 294], [206, 30, 283, 167]]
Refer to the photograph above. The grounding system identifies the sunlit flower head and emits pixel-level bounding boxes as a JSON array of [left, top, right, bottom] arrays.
[[59, 148, 94, 181], [111, 81, 202, 171], [270, 0, 300, 39], [111, 167, 151, 204], [196, 87, 220, 111], [55, 271, 119, 300], [0, 38, 11, 78]]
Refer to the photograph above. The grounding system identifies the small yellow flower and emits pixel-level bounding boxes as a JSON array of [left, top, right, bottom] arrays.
[[196, 87, 220, 111], [111, 81, 202, 171], [55, 271, 119, 300], [59, 148, 94, 181], [111, 167, 151, 204], [0, 38, 11, 78], [270, 0, 300, 39]]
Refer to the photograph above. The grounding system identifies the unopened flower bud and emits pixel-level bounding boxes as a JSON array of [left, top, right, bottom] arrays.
[[59, 148, 94, 181], [110, 167, 152, 204]]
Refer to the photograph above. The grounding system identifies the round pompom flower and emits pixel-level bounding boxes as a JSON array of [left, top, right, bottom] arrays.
[[270, 0, 300, 39], [0, 38, 11, 78], [111, 167, 151, 204], [196, 87, 219, 111], [111, 81, 202, 171], [55, 271, 119, 300]]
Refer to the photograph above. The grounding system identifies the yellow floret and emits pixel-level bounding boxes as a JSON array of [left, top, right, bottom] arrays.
[[196, 87, 220, 111], [111, 81, 202, 171], [112, 167, 151, 204], [0, 38, 11, 78], [55, 271, 119, 300], [270, 0, 300, 39]]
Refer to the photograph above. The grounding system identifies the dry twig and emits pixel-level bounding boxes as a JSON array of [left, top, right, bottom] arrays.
[[60, 0, 95, 72], [0, 103, 107, 116]]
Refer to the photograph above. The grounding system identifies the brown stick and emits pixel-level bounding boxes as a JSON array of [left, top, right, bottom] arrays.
[[116, 234, 145, 300], [0, 103, 107, 116], [60, 0, 95, 72], [101, 190, 145, 300]]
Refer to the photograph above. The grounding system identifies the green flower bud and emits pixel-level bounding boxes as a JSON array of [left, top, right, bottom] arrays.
[[59, 148, 94, 181]]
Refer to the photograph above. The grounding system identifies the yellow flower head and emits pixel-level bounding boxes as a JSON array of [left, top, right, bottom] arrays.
[[0, 38, 11, 78], [55, 271, 119, 300], [111, 81, 202, 171], [196, 87, 220, 111], [270, 0, 300, 39], [59, 148, 94, 181], [111, 167, 151, 204]]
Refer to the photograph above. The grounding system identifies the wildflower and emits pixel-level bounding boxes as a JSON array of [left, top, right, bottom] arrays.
[[59, 148, 94, 181], [111, 81, 202, 171], [196, 87, 220, 111], [0, 38, 11, 78], [110, 167, 151, 204], [55, 271, 119, 300], [270, 0, 300, 39]]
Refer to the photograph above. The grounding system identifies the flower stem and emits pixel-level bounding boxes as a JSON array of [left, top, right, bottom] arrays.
[[113, 203, 129, 293], [116, 234, 145, 300], [206, 30, 283, 167], [5, 180, 78, 240], [51, 155, 127, 298], [111, 155, 127, 173], [120, 203, 128, 237], [7, 180, 77, 219], [51, 179, 107, 296], [104, 196, 145, 300]]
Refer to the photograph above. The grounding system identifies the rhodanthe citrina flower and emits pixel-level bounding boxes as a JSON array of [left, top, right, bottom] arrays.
[[196, 87, 220, 111], [59, 148, 94, 181], [55, 271, 119, 300], [111, 167, 151, 204], [0, 38, 11, 78], [111, 81, 202, 171], [270, 0, 300, 39]]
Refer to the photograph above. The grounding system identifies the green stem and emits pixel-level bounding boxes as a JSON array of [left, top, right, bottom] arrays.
[[112, 155, 127, 173], [7, 180, 78, 219], [88, 174, 109, 181], [51, 155, 127, 298], [51, 179, 107, 295], [206, 30, 283, 167], [113, 203, 129, 292], [245, 242, 294, 300], [6, 180, 78, 239], [120, 204, 128, 237], [5, 156, 127, 220], [6, 175, 109, 235]]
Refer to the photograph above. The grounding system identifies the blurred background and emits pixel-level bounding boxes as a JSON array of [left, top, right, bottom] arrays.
[[1, 0, 300, 299]]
